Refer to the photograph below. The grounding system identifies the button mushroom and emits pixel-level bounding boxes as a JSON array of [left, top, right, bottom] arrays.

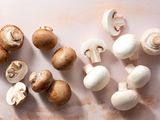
[[51, 47, 77, 70], [0, 46, 9, 64], [111, 82, 138, 111], [47, 80, 71, 105], [102, 9, 126, 36], [32, 26, 57, 50], [112, 34, 139, 60], [125, 64, 151, 88], [6, 82, 27, 106], [141, 28, 160, 55], [80, 39, 107, 63], [29, 70, 53, 92], [83, 64, 110, 91], [5, 60, 28, 83], [0, 25, 24, 51]]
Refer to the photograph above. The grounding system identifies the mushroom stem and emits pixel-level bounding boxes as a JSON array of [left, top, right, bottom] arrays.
[[15, 91, 25, 104], [125, 64, 135, 74], [118, 82, 128, 91], [150, 34, 160, 48], [40, 26, 53, 31], [87, 50, 101, 63], [83, 64, 93, 74], [114, 15, 125, 30]]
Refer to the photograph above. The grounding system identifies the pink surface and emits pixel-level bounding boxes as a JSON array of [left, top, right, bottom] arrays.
[[0, 0, 160, 120]]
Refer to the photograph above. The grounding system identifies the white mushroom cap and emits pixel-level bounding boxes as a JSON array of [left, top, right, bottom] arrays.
[[102, 9, 125, 36], [83, 64, 110, 91], [112, 34, 139, 59], [6, 60, 28, 83], [80, 39, 107, 63], [6, 82, 27, 106], [141, 28, 160, 55]]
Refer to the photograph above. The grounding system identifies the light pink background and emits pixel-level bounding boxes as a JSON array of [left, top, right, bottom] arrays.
[[0, 0, 160, 120]]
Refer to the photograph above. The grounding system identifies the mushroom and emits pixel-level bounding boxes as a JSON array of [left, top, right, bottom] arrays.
[[6, 82, 27, 106], [29, 70, 53, 92], [83, 64, 110, 91], [112, 34, 139, 60], [6, 60, 28, 83], [0, 46, 9, 64], [80, 39, 107, 63], [102, 9, 126, 36], [47, 80, 71, 105], [125, 64, 151, 88], [111, 82, 138, 111], [0, 25, 24, 51], [51, 47, 77, 70], [32, 26, 57, 50], [141, 28, 160, 55]]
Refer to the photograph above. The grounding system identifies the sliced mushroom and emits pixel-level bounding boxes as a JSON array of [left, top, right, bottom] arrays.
[[6, 60, 28, 83], [0, 25, 24, 51], [80, 39, 107, 63], [0, 46, 9, 64], [102, 9, 126, 36], [6, 82, 27, 106]]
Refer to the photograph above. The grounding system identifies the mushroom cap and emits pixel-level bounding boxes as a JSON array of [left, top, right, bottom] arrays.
[[0, 46, 9, 64], [29, 70, 53, 92], [111, 89, 138, 111], [6, 82, 27, 106], [83, 65, 110, 91], [113, 34, 138, 59], [51, 47, 77, 70], [0, 25, 24, 51], [6, 60, 28, 83], [127, 65, 151, 88], [47, 80, 71, 105]]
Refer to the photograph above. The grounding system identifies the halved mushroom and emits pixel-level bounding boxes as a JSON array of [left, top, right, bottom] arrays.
[[102, 9, 126, 36], [6, 82, 27, 106], [80, 39, 107, 63], [0, 25, 24, 51], [0, 46, 9, 64], [6, 60, 28, 83]]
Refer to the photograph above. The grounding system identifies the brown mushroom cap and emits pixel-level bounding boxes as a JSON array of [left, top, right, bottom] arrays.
[[0, 46, 9, 63], [51, 47, 77, 70], [32, 27, 57, 50], [47, 80, 71, 105]]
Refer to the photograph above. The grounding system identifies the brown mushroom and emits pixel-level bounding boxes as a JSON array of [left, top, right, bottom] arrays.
[[0, 46, 9, 63]]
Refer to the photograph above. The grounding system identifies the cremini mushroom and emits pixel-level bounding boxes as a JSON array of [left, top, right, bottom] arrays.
[[125, 64, 151, 88], [0, 25, 24, 51], [32, 26, 57, 50], [80, 39, 107, 63], [5, 60, 28, 83], [47, 80, 71, 105], [141, 28, 160, 55], [83, 64, 110, 91], [0, 46, 9, 63], [102, 9, 126, 36], [51, 47, 77, 70], [6, 82, 27, 106], [29, 70, 53, 92], [111, 82, 138, 111]]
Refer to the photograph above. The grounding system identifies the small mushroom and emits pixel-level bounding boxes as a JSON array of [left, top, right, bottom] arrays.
[[83, 64, 110, 91], [47, 80, 71, 105], [6, 82, 27, 106], [32, 26, 57, 50], [0, 25, 24, 51], [80, 39, 107, 63], [6, 60, 28, 83], [141, 28, 160, 55], [102, 9, 126, 36], [0, 46, 9, 63], [51, 47, 77, 70], [111, 82, 138, 111], [112, 34, 139, 60], [29, 70, 53, 92], [125, 64, 151, 88]]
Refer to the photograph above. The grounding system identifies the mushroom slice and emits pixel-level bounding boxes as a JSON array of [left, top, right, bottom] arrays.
[[6, 82, 27, 106], [80, 39, 107, 63], [6, 60, 28, 83], [102, 9, 126, 36]]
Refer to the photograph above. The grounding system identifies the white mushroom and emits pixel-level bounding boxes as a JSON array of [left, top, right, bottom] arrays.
[[6, 60, 28, 83], [111, 82, 138, 111], [141, 28, 160, 55], [125, 64, 151, 88], [102, 9, 126, 36], [6, 82, 27, 106], [80, 39, 107, 63], [112, 34, 139, 60], [83, 64, 110, 91]]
